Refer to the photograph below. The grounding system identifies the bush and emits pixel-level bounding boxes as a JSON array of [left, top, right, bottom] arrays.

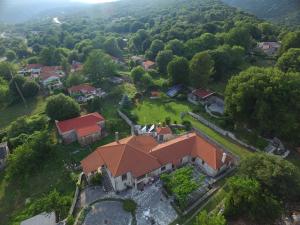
[[182, 120, 192, 131], [90, 173, 102, 185], [123, 199, 137, 213], [66, 215, 75, 225]]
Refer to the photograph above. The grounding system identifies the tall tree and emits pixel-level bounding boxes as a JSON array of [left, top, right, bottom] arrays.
[[156, 50, 174, 74], [167, 57, 190, 85], [46, 94, 80, 121], [276, 48, 300, 72], [189, 52, 214, 87], [84, 50, 116, 84]]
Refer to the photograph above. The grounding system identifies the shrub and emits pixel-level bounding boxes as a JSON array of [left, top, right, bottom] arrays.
[[66, 215, 75, 225], [123, 199, 137, 213], [182, 120, 192, 131], [90, 173, 102, 185]]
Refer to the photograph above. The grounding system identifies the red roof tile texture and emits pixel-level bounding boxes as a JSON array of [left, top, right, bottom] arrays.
[[68, 84, 96, 94], [192, 89, 215, 99], [56, 112, 105, 134], [81, 132, 231, 177]]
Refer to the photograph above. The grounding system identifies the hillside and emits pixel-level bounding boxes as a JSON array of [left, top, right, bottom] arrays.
[[222, 0, 300, 27]]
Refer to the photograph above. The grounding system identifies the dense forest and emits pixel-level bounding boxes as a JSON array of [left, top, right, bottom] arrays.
[[0, 0, 300, 224], [222, 0, 300, 27]]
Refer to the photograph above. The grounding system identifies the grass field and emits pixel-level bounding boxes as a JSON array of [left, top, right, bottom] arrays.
[[0, 95, 46, 130], [133, 98, 252, 159]]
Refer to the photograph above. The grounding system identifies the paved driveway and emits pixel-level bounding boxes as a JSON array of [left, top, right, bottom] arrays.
[[83, 201, 132, 225]]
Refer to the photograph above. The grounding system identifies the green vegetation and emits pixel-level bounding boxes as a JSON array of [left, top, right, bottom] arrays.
[[161, 166, 202, 207], [122, 199, 137, 213], [46, 94, 80, 121], [195, 210, 226, 225]]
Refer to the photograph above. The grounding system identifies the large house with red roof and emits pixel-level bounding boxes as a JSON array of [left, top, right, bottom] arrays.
[[81, 132, 233, 191], [188, 89, 215, 105], [55, 113, 105, 146]]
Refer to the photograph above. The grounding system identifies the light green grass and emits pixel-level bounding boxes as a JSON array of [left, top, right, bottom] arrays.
[[133, 98, 194, 125], [133, 99, 252, 159], [0, 96, 46, 130]]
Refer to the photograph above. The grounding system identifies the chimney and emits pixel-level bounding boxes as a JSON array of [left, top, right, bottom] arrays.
[[115, 132, 119, 142], [222, 152, 227, 163]]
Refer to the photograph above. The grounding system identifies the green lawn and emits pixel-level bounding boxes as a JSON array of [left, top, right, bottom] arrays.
[[0, 96, 46, 130], [132, 98, 252, 159]]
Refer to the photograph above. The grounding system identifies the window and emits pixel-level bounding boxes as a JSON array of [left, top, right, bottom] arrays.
[[192, 157, 196, 162], [122, 173, 127, 181], [202, 160, 205, 165], [161, 166, 166, 171]]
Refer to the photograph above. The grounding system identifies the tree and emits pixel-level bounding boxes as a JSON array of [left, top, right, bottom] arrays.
[[0, 77, 9, 107], [276, 48, 300, 72], [61, 58, 71, 75], [280, 31, 300, 54], [145, 39, 165, 60], [46, 94, 80, 121], [195, 211, 226, 225], [22, 80, 40, 98], [84, 50, 116, 84], [131, 66, 145, 83], [238, 153, 300, 201], [66, 73, 85, 87], [103, 37, 122, 58], [5, 50, 17, 61], [224, 176, 282, 224], [39, 46, 63, 66], [165, 39, 185, 56], [0, 62, 17, 80], [167, 57, 190, 85], [185, 33, 218, 58], [156, 50, 174, 74], [224, 27, 253, 50], [189, 52, 214, 87], [225, 67, 300, 144]]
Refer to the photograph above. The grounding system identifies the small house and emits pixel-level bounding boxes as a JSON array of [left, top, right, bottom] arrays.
[[70, 61, 83, 73], [142, 60, 155, 71], [0, 142, 9, 170], [188, 89, 215, 105], [257, 42, 281, 56], [155, 126, 173, 142], [55, 112, 105, 146], [39, 66, 65, 90], [68, 84, 96, 96]]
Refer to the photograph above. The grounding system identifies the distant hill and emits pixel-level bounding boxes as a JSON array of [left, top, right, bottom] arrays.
[[221, 0, 300, 27]]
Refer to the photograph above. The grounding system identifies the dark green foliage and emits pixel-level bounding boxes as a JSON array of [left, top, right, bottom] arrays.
[[195, 211, 226, 225], [66, 215, 75, 225], [119, 94, 132, 110], [225, 67, 300, 144], [5, 50, 17, 61], [167, 57, 190, 85], [224, 27, 253, 50], [156, 50, 174, 74], [46, 94, 80, 121], [280, 31, 300, 53], [189, 51, 214, 87], [123, 199, 137, 213], [131, 66, 145, 83], [276, 48, 300, 72], [145, 39, 164, 60], [84, 50, 117, 84], [9, 75, 40, 100], [39, 46, 63, 66], [165, 39, 185, 56], [90, 173, 103, 185], [0, 62, 17, 81], [6, 131, 53, 179], [86, 96, 103, 113], [23, 190, 72, 221], [103, 37, 122, 58], [0, 77, 9, 106], [66, 73, 85, 87], [7, 115, 48, 139], [238, 153, 300, 201], [224, 176, 282, 224], [182, 120, 192, 131]]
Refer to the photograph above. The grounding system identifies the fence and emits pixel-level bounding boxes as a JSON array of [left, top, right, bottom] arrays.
[[117, 110, 135, 128], [188, 112, 259, 152]]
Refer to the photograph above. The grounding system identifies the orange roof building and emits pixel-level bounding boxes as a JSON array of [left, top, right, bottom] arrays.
[[56, 112, 105, 146], [81, 132, 233, 191]]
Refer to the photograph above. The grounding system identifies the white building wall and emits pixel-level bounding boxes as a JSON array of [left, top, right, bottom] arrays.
[[110, 172, 134, 191]]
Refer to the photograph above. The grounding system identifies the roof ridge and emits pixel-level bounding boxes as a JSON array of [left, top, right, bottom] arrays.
[[114, 144, 127, 176]]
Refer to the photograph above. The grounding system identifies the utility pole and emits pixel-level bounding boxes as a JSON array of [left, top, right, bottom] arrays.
[[10, 71, 27, 108]]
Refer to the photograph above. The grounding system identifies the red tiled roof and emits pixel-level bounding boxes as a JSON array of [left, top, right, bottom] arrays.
[[142, 60, 155, 70], [81, 150, 105, 174], [192, 89, 215, 99], [39, 66, 64, 81], [156, 127, 172, 135], [81, 132, 232, 177], [26, 64, 43, 70], [56, 112, 105, 133], [77, 124, 101, 138], [68, 84, 96, 94]]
